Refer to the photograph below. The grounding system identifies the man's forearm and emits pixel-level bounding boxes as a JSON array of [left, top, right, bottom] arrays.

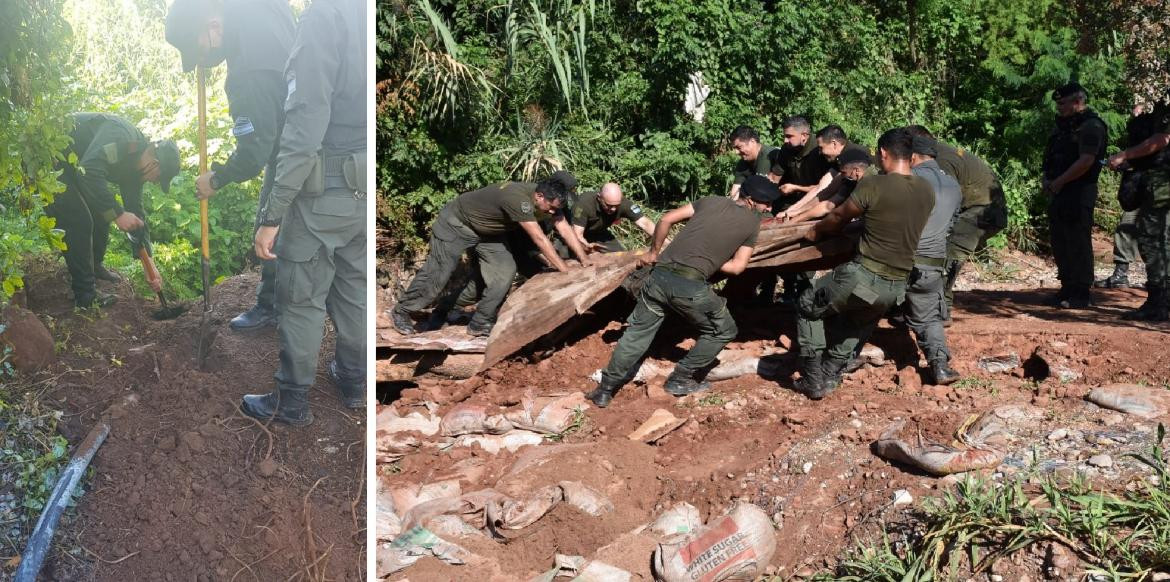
[[1054, 155, 1095, 190], [556, 220, 589, 262], [650, 221, 672, 253], [1122, 133, 1170, 161], [532, 232, 568, 271]]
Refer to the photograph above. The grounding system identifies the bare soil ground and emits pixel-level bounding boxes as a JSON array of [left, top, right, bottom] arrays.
[[377, 237, 1169, 581], [12, 266, 364, 581]]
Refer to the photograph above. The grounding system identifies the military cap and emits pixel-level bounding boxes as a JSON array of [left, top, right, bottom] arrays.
[[741, 175, 780, 204], [155, 140, 181, 193], [911, 136, 937, 157], [1052, 82, 1088, 102], [549, 170, 578, 192], [837, 146, 872, 167], [165, 0, 212, 73]]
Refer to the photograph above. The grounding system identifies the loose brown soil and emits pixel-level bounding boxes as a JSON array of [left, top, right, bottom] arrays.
[[19, 266, 364, 581], [378, 244, 1170, 581]]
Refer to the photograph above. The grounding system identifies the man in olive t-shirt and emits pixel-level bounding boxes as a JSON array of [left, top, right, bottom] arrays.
[[571, 183, 656, 252], [391, 179, 590, 336], [796, 128, 934, 400], [728, 125, 778, 199], [586, 176, 778, 409]]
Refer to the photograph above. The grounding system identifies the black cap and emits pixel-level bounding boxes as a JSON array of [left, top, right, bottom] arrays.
[[165, 0, 212, 73], [837, 146, 872, 167], [911, 136, 937, 157], [154, 140, 180, 193], [741, 175, 779, 204], [549, 170, 578, 192], [1052, 82, 1088, 101]]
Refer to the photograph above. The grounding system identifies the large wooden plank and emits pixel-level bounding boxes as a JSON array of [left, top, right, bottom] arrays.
[[376, 326, 488, 353], [478, 251, 643, 371]]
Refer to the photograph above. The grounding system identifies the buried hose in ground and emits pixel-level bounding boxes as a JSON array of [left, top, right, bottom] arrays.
[[15, 422, 110, 582]]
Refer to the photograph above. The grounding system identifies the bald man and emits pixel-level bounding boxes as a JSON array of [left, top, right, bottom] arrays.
[[570, 183, 656, 252]]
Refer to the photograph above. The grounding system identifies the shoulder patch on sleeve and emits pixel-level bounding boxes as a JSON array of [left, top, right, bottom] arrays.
[[520, 201, 532, 214], [232, 117, 256, 137], [102, 143, 120, 164], [630, 204, 642, 214], [573, 206, 584, 218]]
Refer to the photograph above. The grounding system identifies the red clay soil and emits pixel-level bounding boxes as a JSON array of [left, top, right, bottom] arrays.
[[19, 266, 364, 581], [381, 264, 1170, 580]]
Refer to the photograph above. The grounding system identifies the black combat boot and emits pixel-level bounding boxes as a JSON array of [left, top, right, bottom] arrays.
[[1096, 264, 1130, 288], [814, 357, 849, 400], [327, 360, 365, 409], [585, 376, 623, 408], [94, 264, 123, 283], [76, 290, 117, 309], [664, 367, 711, 396], [240, 387, 313, 426], [423, 310, 448, 332], [930, 359, 960, 385], [230, 303, 278, 330], [390, 306, 417, 335], [466, 319, 493, 337], [1143, 290, 1169, 321], [1123, 286, 1161, 320], [794, 354, 825, 398]]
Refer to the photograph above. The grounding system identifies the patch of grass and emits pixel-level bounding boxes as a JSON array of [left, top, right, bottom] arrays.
[[953, 377, 993, 391], [696, 392, 727, 407], [812, 424, 1170, 580], [544, 407, 588, 443]]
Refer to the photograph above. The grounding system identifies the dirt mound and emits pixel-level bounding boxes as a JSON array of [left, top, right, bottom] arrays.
[[380, 249, 1170, 579], [20, 265, 364, 581]]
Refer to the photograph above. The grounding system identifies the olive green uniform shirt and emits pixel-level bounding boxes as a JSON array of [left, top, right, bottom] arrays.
[[454, 182, 544, 237], [67, 113, 151, 223], [770, 140, 831, 187], [934, 142, 997, 208], [571, 193, 645, 238], [659, 196, 762, 279], [732, 144, 777, 184], [849, 173, 935, 273]]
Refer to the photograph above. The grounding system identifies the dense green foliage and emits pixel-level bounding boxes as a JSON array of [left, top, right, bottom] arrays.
[[0, 0, 282, 304], [377, 0, 1134, 256]]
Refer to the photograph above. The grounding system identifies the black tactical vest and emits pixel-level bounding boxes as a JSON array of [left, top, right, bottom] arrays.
[[1042, 110, 1106, 186]]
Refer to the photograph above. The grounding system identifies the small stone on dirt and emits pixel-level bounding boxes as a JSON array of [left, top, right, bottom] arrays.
[[892, 489, 913, 507], [1047, 429, 1068, 441], [1087, 454, 1113, 468], [257, 458, 278, 477], [801, 462, 813, 474]]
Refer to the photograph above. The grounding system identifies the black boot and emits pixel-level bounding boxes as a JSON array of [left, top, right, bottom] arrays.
[[230, 303, 278, 330], [466, 319, 493, 337], [94, 264, 123, 283], [328, 360, 365, 409], [76, 290, 117, 309], [586, 376, 622, 408], [814, 357, 849, 400], [1096, 264, 1130, 288], [930, 359, 960, 385], [1123, 286, 1161, 320], [423, 310, 448, 332], [664, 367, 710, 396], [390, 306, 417, 335], [240, 387, 313, 426], [795, 354, 825, 398], [1140, 289, 1169, 321]]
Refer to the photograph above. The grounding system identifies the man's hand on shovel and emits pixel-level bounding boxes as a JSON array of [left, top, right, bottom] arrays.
[[254, 225, 279, 260]]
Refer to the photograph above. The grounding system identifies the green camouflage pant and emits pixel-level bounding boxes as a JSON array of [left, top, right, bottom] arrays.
[[601, 266, 737, 383], [944, 204, 995, 309], [1137, 169, 1170, 290], [798, 260, 906, 363]]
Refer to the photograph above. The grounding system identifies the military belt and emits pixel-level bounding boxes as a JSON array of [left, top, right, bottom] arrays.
[[656, 262, 707, 282], [321, 154, 365, 199], [912, 255, 947, 268], [857, 256, 910, 280]]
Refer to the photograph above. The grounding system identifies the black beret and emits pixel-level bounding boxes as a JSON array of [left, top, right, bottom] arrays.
[[911, 136, 937, 157], [837, 146, 872, 167], [549, 170, 578, 191], [741, 175, 779, 203], [1052, 82, 1088, 101]]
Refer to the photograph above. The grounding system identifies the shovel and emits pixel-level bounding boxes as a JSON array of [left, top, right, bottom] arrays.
[[196, 65, 214, 369], [127, 230, 189, 320]]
